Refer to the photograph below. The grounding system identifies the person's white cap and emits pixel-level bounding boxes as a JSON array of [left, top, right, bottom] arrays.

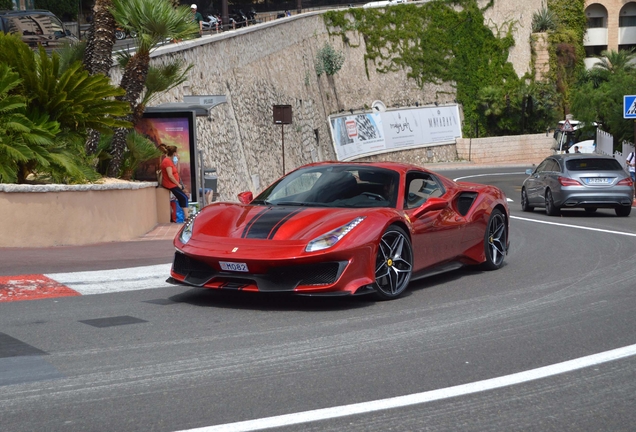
[[191, 4, 197, 8]]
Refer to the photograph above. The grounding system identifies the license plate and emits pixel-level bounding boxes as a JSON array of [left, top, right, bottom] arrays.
[[219, 261, 249, 272], [585, 177, 610, 185]]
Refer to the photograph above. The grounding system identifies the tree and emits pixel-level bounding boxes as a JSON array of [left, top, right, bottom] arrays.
[[106, 0, 197, 177], [571, 50, 636, 147], [83, 0, 117, 155], [0, 0, 13, 10], [0, 32, 129, 183]]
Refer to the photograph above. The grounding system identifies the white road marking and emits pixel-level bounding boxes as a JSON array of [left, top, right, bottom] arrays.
[[45, 264, 173, 295], [453, 172, 527, 181], [176, 344, 636, 432], [511, 215, 636, 237]]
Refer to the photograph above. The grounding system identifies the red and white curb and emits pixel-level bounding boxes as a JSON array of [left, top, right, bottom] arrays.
[[0, 264, 172, 303]]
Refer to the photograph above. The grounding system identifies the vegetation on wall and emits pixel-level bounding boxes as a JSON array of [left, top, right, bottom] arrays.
[[545, 0, 587, 117], [323, 0, 558, 137], [315, 42, 345, 76]]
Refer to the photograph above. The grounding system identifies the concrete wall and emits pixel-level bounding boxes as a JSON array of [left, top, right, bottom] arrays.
[[456, 133, 555, 165], [0, 184, 170, 247], [120, 1, 543, 201]]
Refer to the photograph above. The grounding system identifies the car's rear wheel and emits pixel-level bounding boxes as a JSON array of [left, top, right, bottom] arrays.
[[374, 225, 412, 300], [545, 189, 560, 216], [481, 209, 507, 270], [115, 30, 126, 40], [584, 207, 597, 214], [615, 206, 631, 217], [521, 188, 533, 212]]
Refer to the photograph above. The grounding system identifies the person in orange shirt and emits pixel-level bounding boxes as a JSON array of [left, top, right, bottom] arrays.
[[159, 144, 189, 221]]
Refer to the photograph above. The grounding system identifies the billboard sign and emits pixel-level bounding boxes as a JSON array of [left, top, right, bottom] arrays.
[[329, 104, 462, 161]]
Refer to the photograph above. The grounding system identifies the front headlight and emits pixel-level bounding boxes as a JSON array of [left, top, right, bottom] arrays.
[[179, 214, 197, 244], [305, 216, 365, 252]]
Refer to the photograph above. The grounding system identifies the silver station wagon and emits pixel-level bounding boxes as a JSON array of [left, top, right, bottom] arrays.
[[521, 154, 634, 217]]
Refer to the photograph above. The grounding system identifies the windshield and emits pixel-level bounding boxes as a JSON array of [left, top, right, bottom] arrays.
[[253, 165, 400, 208], [3, 13, 66, 38], [565, 158, 623, 171]]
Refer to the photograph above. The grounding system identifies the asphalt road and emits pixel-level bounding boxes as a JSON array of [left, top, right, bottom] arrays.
[[1, 165, 636, 431]]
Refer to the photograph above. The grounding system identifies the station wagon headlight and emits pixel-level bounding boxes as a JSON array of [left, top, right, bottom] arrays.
[[306, 217, 366, 252], [179, 214, 197, 244]]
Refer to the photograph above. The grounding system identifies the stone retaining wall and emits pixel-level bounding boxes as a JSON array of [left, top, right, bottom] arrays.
[[121, 1, 542, 200], [456, 133, 555, 165]]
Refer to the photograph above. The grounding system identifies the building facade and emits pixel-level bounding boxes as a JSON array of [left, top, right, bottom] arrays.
[[585, 1, 636, 66]]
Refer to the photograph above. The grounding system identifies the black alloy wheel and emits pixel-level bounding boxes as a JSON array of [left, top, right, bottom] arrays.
[[481, 209, 507, 270], [545, 189, 560, 216], [374, 225, 413, 300], [521, 188, 534, 212]]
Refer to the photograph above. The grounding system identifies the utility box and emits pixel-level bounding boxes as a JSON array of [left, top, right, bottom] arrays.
[[204, 168, 218, 202], [273, 105, 292, 124]]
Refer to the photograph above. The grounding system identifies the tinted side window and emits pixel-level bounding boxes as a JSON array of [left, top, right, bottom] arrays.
[[545, 160, 560, 172], [405, 172, 444, 209]]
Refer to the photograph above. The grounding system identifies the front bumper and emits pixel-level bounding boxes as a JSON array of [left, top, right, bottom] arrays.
[[169, 251, 374, 295]]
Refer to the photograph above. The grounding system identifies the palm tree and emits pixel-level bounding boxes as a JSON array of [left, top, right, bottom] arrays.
[[83, 0, 117, 156], [107, 0, 197, 177], [0, 32, 129, 183], [593, 49, 636, 75]]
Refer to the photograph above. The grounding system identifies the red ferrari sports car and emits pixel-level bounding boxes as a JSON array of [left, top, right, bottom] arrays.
[[168, 161, 509, 300]]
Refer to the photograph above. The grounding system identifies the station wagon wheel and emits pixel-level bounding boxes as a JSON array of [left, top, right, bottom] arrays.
[[615, 206, 631, 217], [481, 209, 507, 270], [521, 188, 533, 212], [545, 189, 560, 216], [374, 225, 413, 300]]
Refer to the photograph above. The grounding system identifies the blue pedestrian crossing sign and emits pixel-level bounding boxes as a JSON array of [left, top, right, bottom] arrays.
[[624, 95, 636, 118]]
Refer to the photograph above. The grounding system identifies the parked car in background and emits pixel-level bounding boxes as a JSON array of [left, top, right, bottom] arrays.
[[0, 9, 77, 50], [521, 154, 634, 217]]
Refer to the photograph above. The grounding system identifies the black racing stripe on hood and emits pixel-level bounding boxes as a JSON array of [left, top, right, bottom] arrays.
[[241, 207, 271, 239], [267, 208, 304, 239], [242, 207, 305, 239]]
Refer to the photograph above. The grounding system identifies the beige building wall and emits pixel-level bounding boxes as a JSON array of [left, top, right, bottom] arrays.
[[585, 0, 636, 51]]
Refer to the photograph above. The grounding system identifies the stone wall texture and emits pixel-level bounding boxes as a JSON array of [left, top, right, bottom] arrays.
[[114, 1, 543, 201], [456, 134, 555, 165]]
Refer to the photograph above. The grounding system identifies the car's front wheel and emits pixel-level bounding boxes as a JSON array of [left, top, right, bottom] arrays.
[[521, 188, 534, 212], [481, 209, 507, 270], [545, 189, 560, 216], [615, 206, 631, 217], [374, 225, 413, 300]]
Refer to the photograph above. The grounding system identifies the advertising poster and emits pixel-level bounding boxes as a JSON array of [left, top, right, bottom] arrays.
[[134, 111, 197, 201], [330, 113, 385, 160], [329, 104, 462, 161]]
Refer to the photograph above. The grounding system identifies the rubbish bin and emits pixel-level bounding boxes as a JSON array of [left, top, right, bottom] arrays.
[[204, 168, 218, 202]]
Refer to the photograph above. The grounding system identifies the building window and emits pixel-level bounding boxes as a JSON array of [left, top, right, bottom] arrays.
[[587, 17, 604, 28], [619, 16, 636, 27]]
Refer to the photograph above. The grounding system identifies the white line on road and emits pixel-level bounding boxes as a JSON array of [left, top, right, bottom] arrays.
[[511, 215, 636, 237], [45, 263, 173, 295], [176, 344, 636, 432]]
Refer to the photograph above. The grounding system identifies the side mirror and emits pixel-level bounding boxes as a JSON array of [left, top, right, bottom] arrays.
[[525, 169, 533, 175], [412, 197, 448, 218], [237, 191, 253, 204]]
